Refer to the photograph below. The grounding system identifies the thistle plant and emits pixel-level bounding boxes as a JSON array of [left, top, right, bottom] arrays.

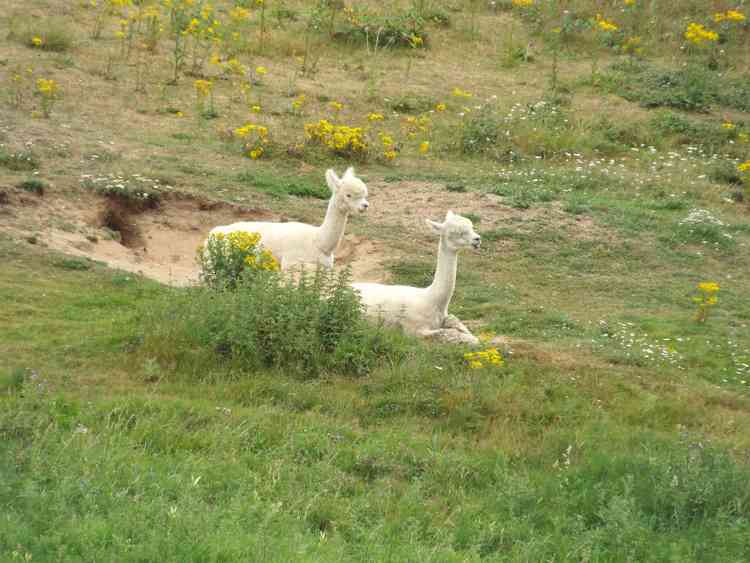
[[693, 281, 720, 323]]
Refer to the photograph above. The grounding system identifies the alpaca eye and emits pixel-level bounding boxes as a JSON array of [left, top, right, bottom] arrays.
[[346, 194, 351, 198]]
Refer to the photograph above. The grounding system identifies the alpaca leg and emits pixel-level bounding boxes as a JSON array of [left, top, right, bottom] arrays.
[[444, 314, 473, 335], [418, 327, 479, 346]]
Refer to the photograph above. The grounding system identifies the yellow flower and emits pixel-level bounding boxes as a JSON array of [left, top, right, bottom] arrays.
[[715, 10, 746, 23], [383, 150, 397, 160], [624, 0, 635, 6], [435, 103, 446, 112], [738, 133, 749, 143], [255, 66, 267, 75], [512, 0, 533, 6], [31, 36, 43, 47], [36, 78, 58, 95], [419, 141, 430, 154], [329, 101, 344, 112], [595, 14, 619, 32], [249, 148, 264, 159], [698, 282, 720, 293], [367, 112, 384, 121], [685, 23, 719, 45], [194, 79, 212, 97], [409, 34, 423, 47], [175, 111, 183, 117], [256, 0, 264, 5], [722, 122, 735, 130], [737, 160, 750, 172], [452, 88, 472, 98]]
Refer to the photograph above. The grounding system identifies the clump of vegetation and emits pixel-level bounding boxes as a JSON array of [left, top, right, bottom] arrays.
[[0, 148, 39, 171], [604, 62, 750, 113], [140, 266, 408, 378], [236, 170, 329, 199], [80, 173, 162, 209], [17, 178, 46, 195], [12, 18, 75, 52], [198, 231, 280, 290]]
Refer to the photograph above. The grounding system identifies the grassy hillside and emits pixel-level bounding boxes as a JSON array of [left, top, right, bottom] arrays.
[[2, 0, 750, 561]]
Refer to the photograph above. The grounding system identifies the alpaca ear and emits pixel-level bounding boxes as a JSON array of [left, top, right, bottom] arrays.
[[325, 169, 340, 193], [445, 210, 455, 220], [343, 167, 355, 179], [426, 219, 444, 234]]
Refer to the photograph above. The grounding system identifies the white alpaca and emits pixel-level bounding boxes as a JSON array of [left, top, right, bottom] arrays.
[[352, 211, 481, 345], [208, 167, 369, 269]]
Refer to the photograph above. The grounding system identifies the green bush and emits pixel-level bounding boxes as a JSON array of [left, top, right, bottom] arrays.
[[604, 62, 750, 113], [0, 148, 39, 171], [139, 268, 409, 378], [12, 19, 75, 52], [198, 230, 280, 289], [17, 178, 46, 195]]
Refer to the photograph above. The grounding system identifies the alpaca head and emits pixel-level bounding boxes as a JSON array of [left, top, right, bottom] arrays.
[[427, 211, 481, 251], [325, 167, 369, 214]]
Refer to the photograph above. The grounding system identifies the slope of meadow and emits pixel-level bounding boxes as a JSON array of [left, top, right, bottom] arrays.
[[2, 1, 750, 561]]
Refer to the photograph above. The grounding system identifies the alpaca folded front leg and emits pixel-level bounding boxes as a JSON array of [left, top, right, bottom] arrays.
[[418, 327, 479, 345], [444, 314, 473, 335]]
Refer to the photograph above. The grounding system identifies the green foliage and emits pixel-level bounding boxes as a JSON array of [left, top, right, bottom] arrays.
[[388, 94, 436, 114], [0, 148, 39, 171], [16, 178, 46, 195], [139, 268, 408, 378], [460, 111, 501, 155], [332, 7, 429, 49], [12, 18, 75, 52], [650, 111, 736, 153], [236, 170, 328, 199], [53, 257, 93, 271], [604, 62, 750, 113], [709, 160, 744, 186], [197, 230, 279, 289], [80, 174, 162, 209]]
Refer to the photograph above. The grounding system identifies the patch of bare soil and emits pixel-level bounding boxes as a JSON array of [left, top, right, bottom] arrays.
[[0, 189, 389, 285]]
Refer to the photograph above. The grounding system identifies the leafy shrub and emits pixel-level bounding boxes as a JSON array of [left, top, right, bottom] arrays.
[[388, 94, 437, 114], [650, 112, 729, 151], [17, 178, 46, 195], [0, 148, 39, 171], [197, 231, 280, 289], [80, 173, 161, 209], [333, 8, 429, 49], [139, 268, 408, 378], [708, 161, 743, 185], [461, 111, 501, 155], [604, 62, 750, 113], [12, 19, 74, 52]]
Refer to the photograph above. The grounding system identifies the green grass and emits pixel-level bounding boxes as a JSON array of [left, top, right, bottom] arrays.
[[236, 169, 329, 199], [3, 223, 750, 560], [2, 0, 750, 559]]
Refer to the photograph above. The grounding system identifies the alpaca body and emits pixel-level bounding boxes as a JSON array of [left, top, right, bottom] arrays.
[[209, 221, 335, 268], [207, 168, 368, 269], [353, 212, 480, 345]]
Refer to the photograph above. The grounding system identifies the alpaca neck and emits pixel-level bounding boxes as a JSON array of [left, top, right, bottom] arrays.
[[316, 197, 348, 255], [427, 238, 457, 315]]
